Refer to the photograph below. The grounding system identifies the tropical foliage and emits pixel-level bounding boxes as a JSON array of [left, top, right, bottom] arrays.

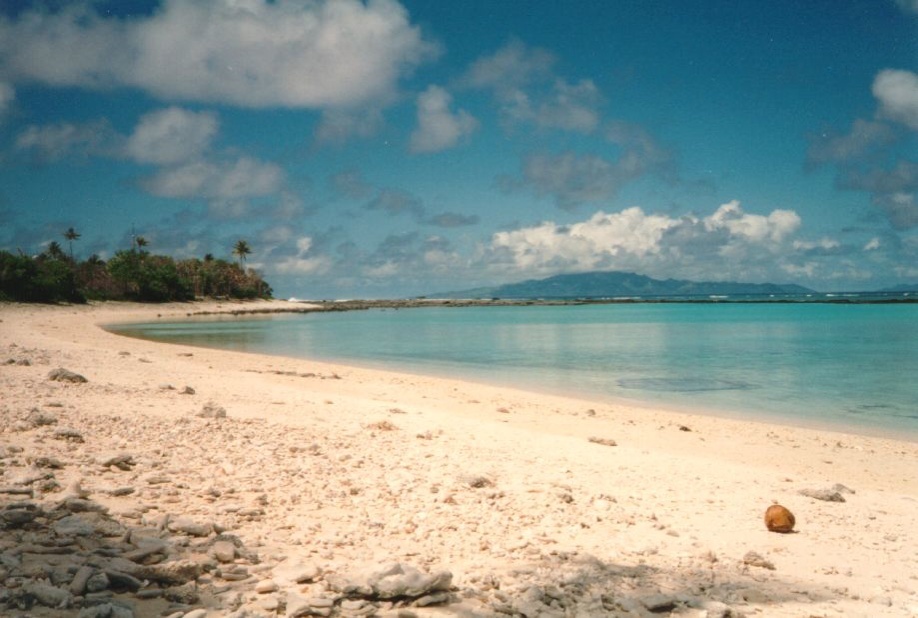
[[0, 232, 271, 304]]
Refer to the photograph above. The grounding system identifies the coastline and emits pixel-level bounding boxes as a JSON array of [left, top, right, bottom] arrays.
[[2, 299, 917, 616]]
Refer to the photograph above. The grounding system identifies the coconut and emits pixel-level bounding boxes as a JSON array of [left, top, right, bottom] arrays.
[[764, 504, 795, 533]]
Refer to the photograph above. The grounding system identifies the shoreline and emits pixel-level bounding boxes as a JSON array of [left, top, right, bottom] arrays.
[[2, 299, 918, 617], [105, 299, 918, 445]]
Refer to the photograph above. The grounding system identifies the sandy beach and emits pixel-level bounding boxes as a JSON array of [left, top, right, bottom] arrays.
[[2, 299, 917, 617]]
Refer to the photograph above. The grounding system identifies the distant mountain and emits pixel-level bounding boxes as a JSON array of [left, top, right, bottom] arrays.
[[877, 283, 918, 293], [429, 271, 816, 299]]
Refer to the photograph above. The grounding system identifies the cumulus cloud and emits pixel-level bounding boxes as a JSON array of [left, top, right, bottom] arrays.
[[126, 107, 218, 165], [873, 192, 918, 231], [365, 188, 425, 219], [463, 38, 555, 93], [0, 81, 13, 117], [805, 119, 897, 166], [330, 169, 374, 200], [315, 106, 385, 144], [486, 201, 807, 281], [15, 119, 120, 162], [464, 39, 601, 134], [269, 236, 333, 276], [141, 156, 285, 204], [424, 212, 480, 228], [873, 69, 918, 130], [0, 0, 434, 109], [409, 85, 478, 153]]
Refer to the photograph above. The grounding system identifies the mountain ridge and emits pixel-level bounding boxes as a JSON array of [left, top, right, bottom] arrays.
[[428, 271, 816, 299]]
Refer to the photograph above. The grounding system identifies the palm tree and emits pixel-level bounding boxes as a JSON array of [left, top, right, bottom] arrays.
[[233, 239, 251, 267], [135, 236, 149, 252], [44, 241, 67, 261], [63, 227, 80, 261]]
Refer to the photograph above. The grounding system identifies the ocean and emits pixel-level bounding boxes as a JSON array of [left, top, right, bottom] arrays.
[[109, 302, 918, 438]]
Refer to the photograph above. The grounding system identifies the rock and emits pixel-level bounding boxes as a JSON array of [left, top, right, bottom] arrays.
[[163, 582, 199, 604], [86, 571, 111, 593], [1, 501, 40, 526], [25, 581, 72, 608], [168, 516, 214, 537], [134, 559, 202, 585], [274, 559, 322, 584], [764, 504, 795, 533], [78, 603, 135, 618], [53, 514, 97, 536], [48, 367, 88, 383], [53, 427, 85, 442], [25, 408, 58, 427], [743, 550, 776, 570], [211, 540, 236, 563], [367, 563, 453, 600], [198, 402, 227, 419], [255, 579, 278, 593], [181, 386, 196, 395], [100, 453, 137, 471], [799, 488, 846, 502], [639, 593, 677, 612], [70, 565, 95, 595]]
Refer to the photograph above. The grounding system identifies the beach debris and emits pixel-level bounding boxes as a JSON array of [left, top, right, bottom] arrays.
[[764, 504, 796, 533], [47, 367, 88, 383], [799, 488, 846, 502], [197, 401, 227, 418], [588, 436, 618, 447], [678, 424, 692, 432], [365, 419, 399, 431], [180, 385, 196, 395], [464, 475, 494, 488], [25, 407, 58, 427], [99, 452, 137, 471], [833, 483, 856, 494], [743, 550, 776, 570], [53, 427, 85, 442]]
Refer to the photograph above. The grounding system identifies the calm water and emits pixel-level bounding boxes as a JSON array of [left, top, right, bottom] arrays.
[[110, 303, 918, 437]]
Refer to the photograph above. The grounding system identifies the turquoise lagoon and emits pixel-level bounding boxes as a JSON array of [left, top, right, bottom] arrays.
[[110, 303, 918, 438]]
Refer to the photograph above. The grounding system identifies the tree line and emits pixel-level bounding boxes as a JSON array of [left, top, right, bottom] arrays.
[[0, 228, 271, 303]]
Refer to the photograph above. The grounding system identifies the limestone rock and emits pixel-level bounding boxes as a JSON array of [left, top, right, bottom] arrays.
[[198, 402, 227, 419], [743, 550, 776, 570], [48, 367, 88, 383], [764, 504, 795, 533], [799, 488, 846, 502]]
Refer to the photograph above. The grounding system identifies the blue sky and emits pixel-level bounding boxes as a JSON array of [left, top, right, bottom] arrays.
[[1, 0, 917, 298]]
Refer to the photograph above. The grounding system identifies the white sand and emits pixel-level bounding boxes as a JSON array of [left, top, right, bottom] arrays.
[[2, 300, 917, 617]]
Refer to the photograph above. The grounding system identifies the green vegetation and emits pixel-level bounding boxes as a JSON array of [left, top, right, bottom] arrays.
[[0, 230, 272, 304]]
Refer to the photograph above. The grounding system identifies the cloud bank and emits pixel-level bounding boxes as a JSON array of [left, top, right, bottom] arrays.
[[0, 0, 434, 109]]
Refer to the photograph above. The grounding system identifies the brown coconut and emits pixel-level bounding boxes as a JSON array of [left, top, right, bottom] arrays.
[[764, 504, 795, 533]]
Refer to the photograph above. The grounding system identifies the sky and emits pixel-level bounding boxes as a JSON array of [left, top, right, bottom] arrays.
[[1, 0, 917, 299]]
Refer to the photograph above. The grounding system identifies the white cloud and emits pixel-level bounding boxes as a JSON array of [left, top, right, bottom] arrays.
[[503, 78, 601, 133], [873, 69, 918, 130], [805, 119, 896, 166], [15, 119, 119, 161], [271, 236, 333, 275], [463, 38, 554, 93], [315, 106, 385, 144], [0, 0, 435, 109], [864, 237, 881, 251], [126, 107, 218, 164], [704, 200, 800, 243], [0, 81, 13, 117], [488, 201, 806, 280], [491, 207, 678, 271], [464, 40, 601, 134], [409, 85, 478, 153], [141, 156, 284, 200]]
